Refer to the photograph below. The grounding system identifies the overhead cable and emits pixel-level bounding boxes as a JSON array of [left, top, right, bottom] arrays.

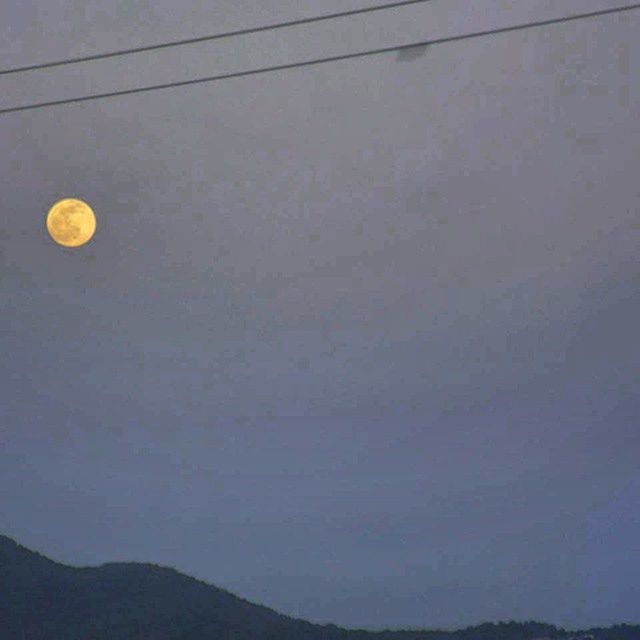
[[0, 0, 434, 76], [0, 3, 638, 116]]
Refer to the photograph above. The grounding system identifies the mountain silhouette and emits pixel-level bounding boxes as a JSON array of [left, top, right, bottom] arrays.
[[1, 534, 637, 640]]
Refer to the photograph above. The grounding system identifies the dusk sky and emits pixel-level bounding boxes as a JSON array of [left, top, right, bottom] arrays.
[[1, 0, 639, 631]]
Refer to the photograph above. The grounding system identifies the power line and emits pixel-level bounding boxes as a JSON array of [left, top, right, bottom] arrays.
[[1, 3, 638, 116], [0, 0, 433, 77]]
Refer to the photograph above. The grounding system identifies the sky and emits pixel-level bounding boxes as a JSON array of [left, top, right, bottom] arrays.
[[0, 0, 639, 631]]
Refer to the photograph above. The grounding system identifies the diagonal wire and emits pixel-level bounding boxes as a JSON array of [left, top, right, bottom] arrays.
[[1, 3, 638, 116], [0, 0, 434, 76]]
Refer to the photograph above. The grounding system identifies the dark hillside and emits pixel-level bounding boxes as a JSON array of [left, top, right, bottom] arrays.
[[1, 535, 637, 640]]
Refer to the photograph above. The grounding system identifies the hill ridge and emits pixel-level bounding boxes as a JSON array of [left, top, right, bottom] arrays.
[[1, 533, 638, 640]]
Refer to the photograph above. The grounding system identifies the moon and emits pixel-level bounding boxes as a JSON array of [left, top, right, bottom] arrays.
[[46, 198, 96, 247]]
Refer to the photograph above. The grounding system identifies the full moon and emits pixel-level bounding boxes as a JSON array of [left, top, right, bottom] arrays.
[[46, 198, 96, 247]]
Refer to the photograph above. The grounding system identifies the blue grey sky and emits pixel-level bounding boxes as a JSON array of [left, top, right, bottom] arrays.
[[1, 0, 639, 631]]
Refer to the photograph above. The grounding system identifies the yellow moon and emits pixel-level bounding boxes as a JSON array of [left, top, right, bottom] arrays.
[[46, 198, 96, 247]]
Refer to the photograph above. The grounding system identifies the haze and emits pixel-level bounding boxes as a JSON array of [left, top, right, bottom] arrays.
[[0, 0, 639, 631]]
